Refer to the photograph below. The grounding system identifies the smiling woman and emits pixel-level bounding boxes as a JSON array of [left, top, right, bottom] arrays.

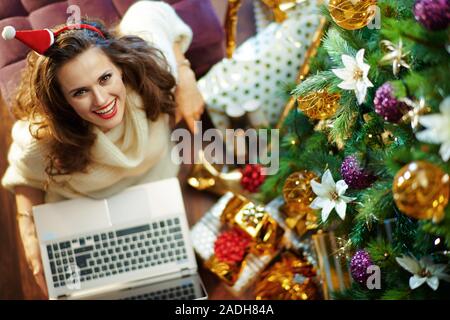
[[6, 16, 180, 187], [0, 1, 205, 297]]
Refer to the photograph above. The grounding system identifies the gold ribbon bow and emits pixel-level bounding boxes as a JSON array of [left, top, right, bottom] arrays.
[[221, 194, 284, 252]]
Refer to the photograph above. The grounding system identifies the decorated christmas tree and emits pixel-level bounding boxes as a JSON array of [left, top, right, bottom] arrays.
[[260, 0, 450, 299]]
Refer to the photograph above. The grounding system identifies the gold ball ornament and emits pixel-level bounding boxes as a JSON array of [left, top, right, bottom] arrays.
[[297, 90, 340, 120], [328, 0, 377, 30], [282, 171, 317, 212], [393, 161, 449, 223]]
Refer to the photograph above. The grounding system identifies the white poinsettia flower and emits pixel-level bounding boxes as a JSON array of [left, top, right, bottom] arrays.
[[309, 169, 356, 222], [396, 254, 450, 291], [416, 97, 450, 162], [332, 49, 374, 105]]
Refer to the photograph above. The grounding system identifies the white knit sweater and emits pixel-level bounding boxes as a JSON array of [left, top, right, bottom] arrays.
[[1, 2, 193, 203]]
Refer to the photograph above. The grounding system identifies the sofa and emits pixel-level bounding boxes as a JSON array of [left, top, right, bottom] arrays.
[[0, 0, 226, 103]]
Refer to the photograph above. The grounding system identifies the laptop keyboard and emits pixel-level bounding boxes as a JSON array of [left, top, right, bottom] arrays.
[[45, 217, 188, 289], [124, 283, 196, 300]]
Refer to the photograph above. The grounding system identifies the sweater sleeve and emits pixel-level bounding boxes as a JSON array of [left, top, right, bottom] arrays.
[[1, 121, 48, 193], [118, 1, 193, 80]]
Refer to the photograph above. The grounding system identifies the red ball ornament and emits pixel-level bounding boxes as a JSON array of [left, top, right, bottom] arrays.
[[240, 164, 266, 193], [214, 228, 252, 264]]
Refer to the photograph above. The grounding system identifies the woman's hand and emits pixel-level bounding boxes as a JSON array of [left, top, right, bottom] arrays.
[[174, 65, 205, 134], [14, 186, 47, 298], [18, 215, 48, 297], [172, 41, 205, 133]]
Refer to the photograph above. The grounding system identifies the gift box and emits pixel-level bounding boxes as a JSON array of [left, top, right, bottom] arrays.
[[254, 249, 322, 300], [198, 0, 324, 133], [190, 192, 284, 295], [265, 197, 353, 299], [264, 196, 317, 264]]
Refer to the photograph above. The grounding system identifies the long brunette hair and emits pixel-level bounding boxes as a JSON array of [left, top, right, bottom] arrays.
[[13, 19, 176, 178]]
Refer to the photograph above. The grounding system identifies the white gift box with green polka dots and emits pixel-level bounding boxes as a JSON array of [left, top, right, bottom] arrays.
[[198, 0, 323, 132]]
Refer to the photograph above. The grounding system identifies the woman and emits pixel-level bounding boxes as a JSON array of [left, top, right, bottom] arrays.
[[1, 1, 204, 296]]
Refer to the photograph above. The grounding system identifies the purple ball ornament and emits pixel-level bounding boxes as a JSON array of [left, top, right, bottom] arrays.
[[341, 155, 375, 190], [350, 250, 373, 285], [414, 0, 450, 31], [374, 83, 407, 123]]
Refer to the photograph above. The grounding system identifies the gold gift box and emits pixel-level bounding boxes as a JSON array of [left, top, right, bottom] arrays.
[[221, 194, 284, 253], [191, 193, 288, 293], [255, 250, 321, 300], [203, 194, 285, 286], [280, 202, 318, 237]]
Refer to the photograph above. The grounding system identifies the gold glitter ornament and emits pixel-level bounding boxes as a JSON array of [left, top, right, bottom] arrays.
[[297, 90, 340, 120], [282, 171, 317, 212], [328, 0, 377, 30], [393, 161, 450, 223]]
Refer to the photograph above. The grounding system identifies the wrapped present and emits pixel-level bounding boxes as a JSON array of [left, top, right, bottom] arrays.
[[264, 196, 317, 264], [255, 249, 321, 300], [206, 227, 252, 286], [191, 193, 285, 294], [264, 198, 352, 300], [199, 0, 325, 133], [221, 193, 284, 254], [311, 231, 352, 300]]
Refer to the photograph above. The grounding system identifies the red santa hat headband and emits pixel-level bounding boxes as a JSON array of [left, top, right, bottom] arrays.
[[1, 24, 105, 55]]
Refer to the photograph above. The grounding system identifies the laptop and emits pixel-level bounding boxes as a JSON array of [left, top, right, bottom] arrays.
[[32, 178, 208, 300]]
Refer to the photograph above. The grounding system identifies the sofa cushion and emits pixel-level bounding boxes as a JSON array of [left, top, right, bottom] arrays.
[[172, 0, 224, 77], [21, 0, 62, 12], [28, 2, 70, 29], [69, 0, 124, 26], [0, 1, 27, 20], [111, 0, 135, 16]]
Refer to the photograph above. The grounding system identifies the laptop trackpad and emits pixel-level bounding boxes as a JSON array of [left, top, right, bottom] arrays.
[[107, 188, 151, 225]]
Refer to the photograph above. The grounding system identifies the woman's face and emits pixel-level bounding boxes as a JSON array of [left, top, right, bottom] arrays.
[[57, 47, 127, 132]]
